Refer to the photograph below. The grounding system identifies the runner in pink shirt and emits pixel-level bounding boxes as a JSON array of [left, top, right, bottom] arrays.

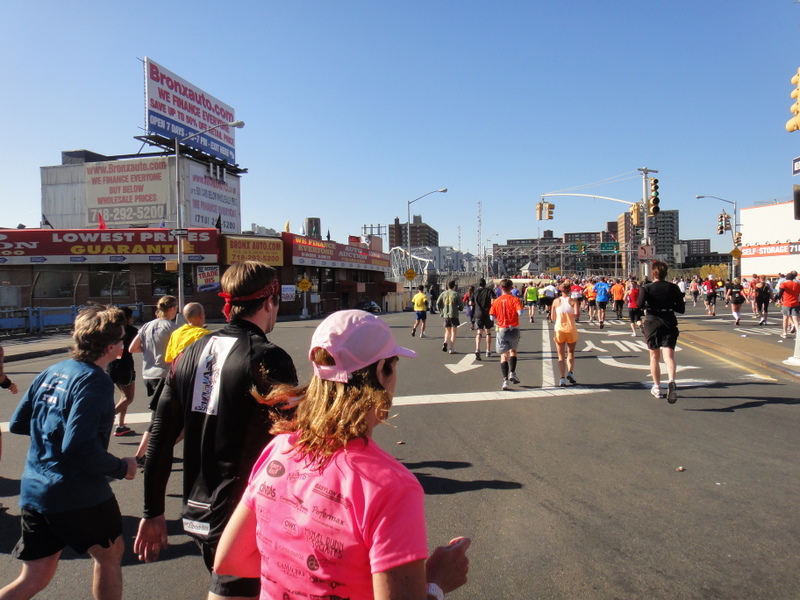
[[214, 310, 471, 600]]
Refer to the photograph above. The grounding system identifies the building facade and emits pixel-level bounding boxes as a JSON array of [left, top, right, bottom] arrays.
[[388, 215, 439, 248]]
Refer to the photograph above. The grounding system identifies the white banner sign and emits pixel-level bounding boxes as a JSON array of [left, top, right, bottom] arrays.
[[84, 158, 170, 227], [186, 162, 241, 233]]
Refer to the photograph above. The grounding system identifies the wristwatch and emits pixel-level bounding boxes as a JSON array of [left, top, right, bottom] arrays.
[[426, 582, 444, 600]]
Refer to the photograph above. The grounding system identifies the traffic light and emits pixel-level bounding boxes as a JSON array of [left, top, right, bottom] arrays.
[[545, 202, 554, 220], [579, 241, 587, 254], [717, 213, 725, 235], [630, 202, 641, 226], [724, 214, 731, 232], [536, 201, 543, 220], [734, 232, 742, 245], [613, 243, 619, 254], [648, 178, 660, 216], [787, 67, 800, 132]]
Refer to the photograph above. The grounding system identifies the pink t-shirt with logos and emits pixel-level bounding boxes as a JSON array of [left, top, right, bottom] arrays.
[[242, 432, 428, 600]]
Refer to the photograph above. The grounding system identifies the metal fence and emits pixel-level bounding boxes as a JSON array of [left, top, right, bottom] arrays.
[[0, 303, 144, 335]]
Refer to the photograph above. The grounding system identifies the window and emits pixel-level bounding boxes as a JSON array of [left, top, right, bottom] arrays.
[[33, 267, 76, 299], [151, 264, 193, 297], [88, 265, 131, 298]]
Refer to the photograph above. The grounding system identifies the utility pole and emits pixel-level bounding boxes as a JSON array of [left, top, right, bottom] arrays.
[[638, 166, 658, 279]]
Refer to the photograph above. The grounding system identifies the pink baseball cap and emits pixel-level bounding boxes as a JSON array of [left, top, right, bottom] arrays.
[[310, 310, 416, 383]]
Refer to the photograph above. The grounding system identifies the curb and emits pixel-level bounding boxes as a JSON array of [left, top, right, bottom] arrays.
[[680, 331, 800, 381], [5, 347, 71, 363]]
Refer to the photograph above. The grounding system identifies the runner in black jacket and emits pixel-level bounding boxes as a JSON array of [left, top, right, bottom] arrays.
[[135, 262, 298, 599]]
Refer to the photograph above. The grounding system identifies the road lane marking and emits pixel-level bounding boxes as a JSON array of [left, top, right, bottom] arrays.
[[541, 318, 556, 388], [445, 353, 483, 374], [597, 356, 698, 372], [392, 386, 611, 406], [681, 341, 778, 380]]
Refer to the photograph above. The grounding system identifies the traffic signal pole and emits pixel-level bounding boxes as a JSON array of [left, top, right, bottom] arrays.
[[638, 167, 658, 279]]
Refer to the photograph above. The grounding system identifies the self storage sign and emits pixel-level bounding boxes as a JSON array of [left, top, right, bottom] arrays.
[[0, 229, 219, 265]]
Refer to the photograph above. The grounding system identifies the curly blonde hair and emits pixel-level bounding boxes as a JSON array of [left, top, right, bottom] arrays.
[[257, 349, 396, 470]]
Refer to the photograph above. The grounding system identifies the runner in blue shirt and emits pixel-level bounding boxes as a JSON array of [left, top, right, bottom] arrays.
[[593, 276, 612, 329]]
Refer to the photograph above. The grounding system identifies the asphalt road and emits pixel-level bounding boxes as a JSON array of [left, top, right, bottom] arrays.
[[1, 305, 798, 599]]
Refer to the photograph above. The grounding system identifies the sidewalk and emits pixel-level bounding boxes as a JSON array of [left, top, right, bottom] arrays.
[[3, 314, 800, 380]]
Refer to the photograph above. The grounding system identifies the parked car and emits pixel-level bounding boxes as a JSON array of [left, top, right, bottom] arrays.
[[355, 300, 382, 314]]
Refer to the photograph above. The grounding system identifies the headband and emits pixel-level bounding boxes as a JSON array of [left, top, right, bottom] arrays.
[[218, 278, 280, 321]]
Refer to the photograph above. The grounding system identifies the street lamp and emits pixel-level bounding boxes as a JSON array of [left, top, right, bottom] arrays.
[[173, 120, 245, 321], [696, 194, 738, 278], [406, 188, 447, 295], [485, 234, 498, 279]]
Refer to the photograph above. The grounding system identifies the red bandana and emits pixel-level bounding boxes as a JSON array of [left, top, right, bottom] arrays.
[[218, 279, 280, 321]]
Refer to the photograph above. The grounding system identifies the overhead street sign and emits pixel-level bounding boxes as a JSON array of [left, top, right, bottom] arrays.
[[793, 156, 800, 176], [599, 242, 619, 254]]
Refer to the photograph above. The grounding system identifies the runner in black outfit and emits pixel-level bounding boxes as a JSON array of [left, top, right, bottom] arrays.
[[638, 261, 685, 404], [134, 261, 298, 600]]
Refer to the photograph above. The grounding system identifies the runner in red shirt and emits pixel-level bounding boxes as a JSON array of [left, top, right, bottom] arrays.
[[489, 279, 523, 391], [777, 271, 800, 338]]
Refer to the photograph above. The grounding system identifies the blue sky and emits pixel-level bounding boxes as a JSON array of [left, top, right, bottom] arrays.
[[3, 1, 798, 254]]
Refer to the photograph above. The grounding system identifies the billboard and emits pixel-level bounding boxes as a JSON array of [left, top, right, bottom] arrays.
[[144, 58, 238, 163], [282, 233, 390, 272], [223, 236, 283, 265], [187, 162, 241, 232], [0, 229, 219, 265], [85, 157, 170, 227]]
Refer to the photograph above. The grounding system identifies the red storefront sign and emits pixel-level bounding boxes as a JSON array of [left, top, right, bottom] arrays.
[[0, 228, 219, 265], [282, 232, 390, 271]]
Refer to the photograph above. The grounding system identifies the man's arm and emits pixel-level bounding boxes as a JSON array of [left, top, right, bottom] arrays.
[[135, 374, 185, 563]]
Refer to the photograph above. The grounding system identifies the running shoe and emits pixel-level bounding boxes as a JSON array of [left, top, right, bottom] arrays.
[[485, 351, 491, 358], [449, 349, 457, 354], [559, 377, 567, 387], [509, 372, 520, 384], [599, 321, 604, 329], [650, 385, 664, 399], [474, 351, 482, 361], [442, 343, 448, 352], [502, 379, 510, 391], [420, 333, 427, 338], [411, 328, 415, 337], [566, 372, 576, 384], [667, 381, 678, 404], [631, 332, 637, 337], [735, 319, 740, 326], [114, 425, 134, 437]]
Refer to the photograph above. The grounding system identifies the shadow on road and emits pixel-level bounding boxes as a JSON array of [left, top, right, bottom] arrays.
[[402, 460, 523, 495]]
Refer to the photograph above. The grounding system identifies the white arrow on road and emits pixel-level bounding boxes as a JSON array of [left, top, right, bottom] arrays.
[[445, 353, 483, 374]]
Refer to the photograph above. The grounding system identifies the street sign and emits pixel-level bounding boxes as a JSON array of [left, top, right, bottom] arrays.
[[576, 262, 586, 270], [648, 228, 658, 234], [404, 268, 417, 281], [569, 244, 579, 253], [297, 278, 312, 292], [169, 228, 189, 237], [599, 242, 619, 254], [793, 156, 800, 176], [638, 245, 655, 259], [730, 247, 742, 259]]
